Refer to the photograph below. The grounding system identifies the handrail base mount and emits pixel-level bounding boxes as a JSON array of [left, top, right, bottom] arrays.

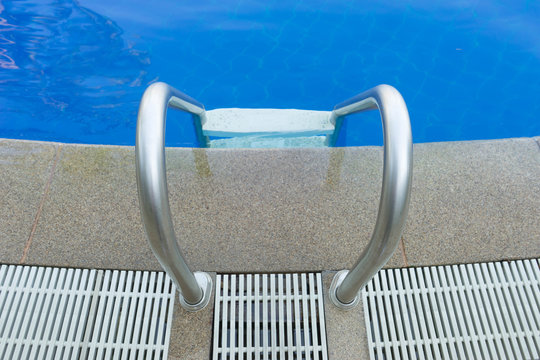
[[178, 272, 213, 312], [329, 270, 361, 310]]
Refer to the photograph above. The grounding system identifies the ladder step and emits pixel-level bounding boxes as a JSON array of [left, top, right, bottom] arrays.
[[209, 135, 327, 148], [203, 108, 334, 137]]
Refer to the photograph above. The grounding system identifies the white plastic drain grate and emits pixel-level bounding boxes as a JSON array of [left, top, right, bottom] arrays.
[[212, 273, 328, 360], [363, 259, 540, 360], [0, 265, 175, 360]]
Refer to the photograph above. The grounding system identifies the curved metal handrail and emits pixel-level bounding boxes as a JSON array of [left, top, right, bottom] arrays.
[[136, 82, 411, 311], [328, 85, 413, 309], [136, 82, 212, 311]]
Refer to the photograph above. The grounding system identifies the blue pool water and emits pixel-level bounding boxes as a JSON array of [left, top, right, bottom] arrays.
[[1, 0, 539, 147]]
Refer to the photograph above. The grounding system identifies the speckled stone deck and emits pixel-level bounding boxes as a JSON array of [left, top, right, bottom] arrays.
[[0, 140, 57, 264], [403, 138, 540, 266], [3, 137, 538, 272]]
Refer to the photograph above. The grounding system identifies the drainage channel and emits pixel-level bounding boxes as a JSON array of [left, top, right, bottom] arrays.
[[4, 260, 537, 360], [363, 259, 540, 360], [0, 265, 175, 360], [212, 273, 328, 360]]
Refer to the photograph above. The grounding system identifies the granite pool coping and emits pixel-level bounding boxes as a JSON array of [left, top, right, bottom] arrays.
[[1, 137, 539, 360], [1, 137, 538, 272]]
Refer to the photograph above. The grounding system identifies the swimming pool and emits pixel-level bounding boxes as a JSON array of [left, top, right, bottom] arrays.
[[1, 0, 539, 147]]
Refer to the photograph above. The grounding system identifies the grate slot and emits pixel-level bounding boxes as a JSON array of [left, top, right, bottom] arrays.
[[278, 274, 285, 359], [364, 259, 540, 360], [286, 274, 294, 359], [212, 273, 328, 360], [0, 265, 175, 360]]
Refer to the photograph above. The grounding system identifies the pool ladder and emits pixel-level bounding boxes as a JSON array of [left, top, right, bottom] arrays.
[[135, 82, 412, 311]]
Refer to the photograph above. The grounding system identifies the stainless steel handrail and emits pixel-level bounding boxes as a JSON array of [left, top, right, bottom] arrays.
[[136, 82, 411, 311], [136, 82, 212, 311], [328, 85, 413, 309]]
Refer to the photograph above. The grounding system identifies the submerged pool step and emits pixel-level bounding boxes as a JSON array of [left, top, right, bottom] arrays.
[[203, 108, 334, 138], [203, 108, 334, 148], [363, 259, 540, 360], [208, 135, 328, 148], [212, 273, 328, 360], [0, 265, 175, 360]]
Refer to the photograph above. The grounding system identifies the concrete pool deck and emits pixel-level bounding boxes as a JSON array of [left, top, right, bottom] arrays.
[[1, 137, 539, 359]]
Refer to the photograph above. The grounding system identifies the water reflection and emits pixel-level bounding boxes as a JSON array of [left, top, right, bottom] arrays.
[[0, 0, 539, 145], [0, 0, 151, 143], [0, 3, 17, 69]]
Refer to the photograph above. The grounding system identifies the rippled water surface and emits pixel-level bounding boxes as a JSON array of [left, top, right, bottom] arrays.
[[1, 0, 539, 146]]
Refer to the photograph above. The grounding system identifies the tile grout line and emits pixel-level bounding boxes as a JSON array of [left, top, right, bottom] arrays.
[[19, 144, 63, 264], [400, 236, 409, 267]]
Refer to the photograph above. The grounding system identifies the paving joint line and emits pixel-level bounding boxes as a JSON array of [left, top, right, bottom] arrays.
[[19, 144, 63, 264], [534, 137, 540, 152], [400, 236, 409, 267]]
